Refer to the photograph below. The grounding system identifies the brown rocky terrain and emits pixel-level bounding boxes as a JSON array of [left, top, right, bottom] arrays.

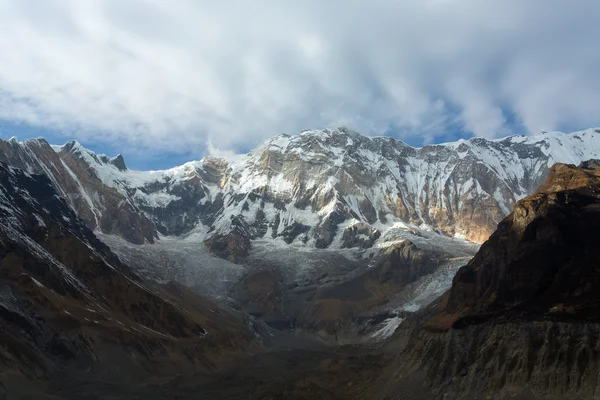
[[373, 160, 600, 399], [296, 241, 441, 341], [225, 234, 477, 344]]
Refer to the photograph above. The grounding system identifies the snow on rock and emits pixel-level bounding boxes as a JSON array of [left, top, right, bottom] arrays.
[[6, 127, 600, 254], [371, 316, 404, 339]]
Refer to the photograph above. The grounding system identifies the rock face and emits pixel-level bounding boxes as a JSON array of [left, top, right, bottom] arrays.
[[296, 240, 441, 340], [0, 163, 252, 398], [444, 161, 600, 326], [378, 161, 600, 399], [341, 222, 381, 249], [0, 138, 156, 244], [3, 128, 600, 262]]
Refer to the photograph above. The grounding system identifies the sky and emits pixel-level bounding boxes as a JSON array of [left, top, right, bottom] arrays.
[[1, 1, 600, 170]]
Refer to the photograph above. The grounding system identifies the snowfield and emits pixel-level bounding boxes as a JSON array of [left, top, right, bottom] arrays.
[[99, 232, 245, 305]]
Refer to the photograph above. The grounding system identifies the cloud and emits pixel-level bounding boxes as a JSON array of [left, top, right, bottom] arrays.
[[1, 0, 599, 156]]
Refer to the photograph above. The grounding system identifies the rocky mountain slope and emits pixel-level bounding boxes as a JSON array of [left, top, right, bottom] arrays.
[[2, 128, 600, 263], [0, 163, 253, 398], [0, 138, 156, 244], [375, 160, 600, 399]]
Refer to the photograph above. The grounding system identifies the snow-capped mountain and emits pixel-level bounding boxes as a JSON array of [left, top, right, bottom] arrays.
[[2, 127, 600, 261]]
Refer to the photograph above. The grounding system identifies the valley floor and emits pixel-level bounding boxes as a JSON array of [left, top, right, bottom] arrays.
[[2, 340, 566, 400], [7, 344, 387, 400]]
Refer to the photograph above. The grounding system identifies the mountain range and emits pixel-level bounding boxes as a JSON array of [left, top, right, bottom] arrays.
[[2, 127, 600, 263], [2, 127, 600, 398]]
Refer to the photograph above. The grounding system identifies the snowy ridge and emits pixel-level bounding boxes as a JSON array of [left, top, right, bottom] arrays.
[[87, 127, 600, 247], [5, 127, 600, 251], [0, 137, 159, 244]]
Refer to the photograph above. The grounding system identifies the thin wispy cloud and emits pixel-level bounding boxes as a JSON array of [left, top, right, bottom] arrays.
[[1, 0, 599, 159]]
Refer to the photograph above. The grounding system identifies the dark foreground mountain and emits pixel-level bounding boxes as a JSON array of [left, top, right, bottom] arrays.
[[372, 160, 600, 399], [0, 163, 253, 398]]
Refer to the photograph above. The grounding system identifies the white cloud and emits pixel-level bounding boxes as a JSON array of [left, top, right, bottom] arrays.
[[0, 0, 599, 155]]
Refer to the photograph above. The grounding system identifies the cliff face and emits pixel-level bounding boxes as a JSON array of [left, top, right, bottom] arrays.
[[444, 161, 600, 326], [378, 161, 600, 399], [0, 138, 157, 244]]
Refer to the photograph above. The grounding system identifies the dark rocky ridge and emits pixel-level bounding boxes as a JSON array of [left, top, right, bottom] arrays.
[[374, 161, 600, 399], [0, 138, 156, 244]]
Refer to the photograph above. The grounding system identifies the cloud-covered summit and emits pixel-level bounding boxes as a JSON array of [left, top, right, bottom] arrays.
[[1, 0, 599, 160]]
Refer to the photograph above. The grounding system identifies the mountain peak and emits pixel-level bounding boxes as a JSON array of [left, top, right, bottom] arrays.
[[22, 137, 50, 147], [110, 154, 127, 171], [63, 139, 84, 153], [5, 126, 600, 252], [299, 126, 362, 139], [60, 140, 128, 171]]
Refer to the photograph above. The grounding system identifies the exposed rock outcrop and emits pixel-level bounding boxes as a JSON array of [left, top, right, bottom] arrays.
[[0, 138, 157, 244], [377, 161, 600, 399], [341, 222, 381, 249], [296, 240, 443, 341]]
